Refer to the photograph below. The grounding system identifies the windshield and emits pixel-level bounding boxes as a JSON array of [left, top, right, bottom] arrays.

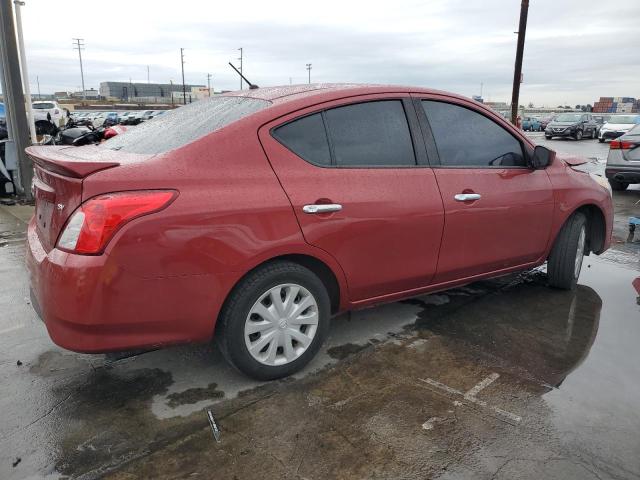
[[101, 96, 271, 154], [607, 115, 639, 125], [554, 113, 582, 122], [32, 102, 55, 109]]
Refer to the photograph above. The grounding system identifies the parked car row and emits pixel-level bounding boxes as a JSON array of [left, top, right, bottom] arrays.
[[544, 113, 640, 141], [70, 109, 167, 128]]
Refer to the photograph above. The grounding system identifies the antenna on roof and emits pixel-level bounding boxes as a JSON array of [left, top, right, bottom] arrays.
[[228, 62, 258, 90]]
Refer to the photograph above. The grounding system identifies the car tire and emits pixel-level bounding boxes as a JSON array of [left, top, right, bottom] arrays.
[[547, 212, 587, 290], [545, 135, 552, 140], [591, 129, 597, 139], [598, 137, 604, 143], [574, 129, 583, 141], [608, 178, 629, 191], [216, 260, 331, 380]]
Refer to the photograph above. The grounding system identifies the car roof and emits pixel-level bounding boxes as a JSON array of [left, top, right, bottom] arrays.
[[222, 83, 467, 105]]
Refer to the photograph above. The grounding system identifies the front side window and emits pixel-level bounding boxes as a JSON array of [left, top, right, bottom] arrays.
[[325, 100, 416, 167], [422, 100, 525, 167]]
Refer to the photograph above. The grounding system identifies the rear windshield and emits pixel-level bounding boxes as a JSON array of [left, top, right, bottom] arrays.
[[33, 102, 55, 109], [102, 96, 271, 154]]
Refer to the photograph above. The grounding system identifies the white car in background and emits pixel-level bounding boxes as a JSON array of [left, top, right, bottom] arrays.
[[598, 114, 640, 143], [32, 101, 68, 127]]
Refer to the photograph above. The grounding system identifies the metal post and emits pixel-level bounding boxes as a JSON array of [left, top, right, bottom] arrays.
[[0, 0, 32, 199], [147, 65, 150, 83], [238, 47, 243, 90], [72, 38, 86, 100], [207, 73, 212, 97], [510, 0, 529, 125], [14, 1, 36, 144], [36, 75, 40, 99], [306, 63, 312, 84], [180, 48, 186, 105]]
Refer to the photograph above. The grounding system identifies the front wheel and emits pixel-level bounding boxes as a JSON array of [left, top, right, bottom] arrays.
[[591, 129, 597, 139], [574, 129, 583, 140], [598, 137, 605, 143], [545, 135, 552, 140], [547, 212, 587, 290], [216, 261, 331, 380]]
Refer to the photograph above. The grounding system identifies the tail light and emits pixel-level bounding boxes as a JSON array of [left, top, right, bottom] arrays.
[[610, 140, 636, 150], [57, 190, 177, 254]]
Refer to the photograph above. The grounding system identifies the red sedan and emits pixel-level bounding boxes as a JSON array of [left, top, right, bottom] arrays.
[[26, 84, 613, 379]]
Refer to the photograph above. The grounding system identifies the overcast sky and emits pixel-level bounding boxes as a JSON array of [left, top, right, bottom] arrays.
[[13, 0, 640, 105]]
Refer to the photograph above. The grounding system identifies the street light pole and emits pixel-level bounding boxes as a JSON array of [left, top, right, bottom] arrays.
[[510, 0, 529, 125], [36, 75, 40, 100], [72, 38, 86, 100], [207, 73, 212, 97], [306, 63, 312, 84], [0, 0, 32, 199], [13, 0, 36, 145]]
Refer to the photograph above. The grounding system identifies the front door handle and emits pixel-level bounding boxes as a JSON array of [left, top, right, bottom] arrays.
[[454, 193, 481, 202], [302, 204, 342, 214]]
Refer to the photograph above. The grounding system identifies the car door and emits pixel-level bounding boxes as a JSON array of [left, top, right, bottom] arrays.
[[413, 95, 554, 283], [259, 95, 445, 302]]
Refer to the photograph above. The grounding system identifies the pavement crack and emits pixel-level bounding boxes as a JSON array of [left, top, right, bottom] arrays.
[[0, 391, 73, 442]]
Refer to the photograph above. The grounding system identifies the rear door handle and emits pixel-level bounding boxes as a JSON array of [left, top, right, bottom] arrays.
[[454, 193, 481, 202], [302, 204, 342, 214]]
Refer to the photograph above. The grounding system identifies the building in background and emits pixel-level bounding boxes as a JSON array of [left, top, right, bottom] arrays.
[[99, 81, 205, 103]]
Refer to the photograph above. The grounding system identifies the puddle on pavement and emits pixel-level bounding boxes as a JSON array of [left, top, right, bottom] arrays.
[[166, 382, 224, 407]]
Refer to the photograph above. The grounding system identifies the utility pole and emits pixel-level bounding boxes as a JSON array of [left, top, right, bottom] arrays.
[[306, 63, 312, 84], [0, 0, 32, 199], [207, 73, 212, 97], [170, 79, 174, 107], [237, 47, 243, 90], [13, 0, 36, 145], [72, 38, 86, 100], [180, 48, 186, 105], [36, 75, 40, 99], [147, 65, 150, 83], [510, 0, 529, 125]]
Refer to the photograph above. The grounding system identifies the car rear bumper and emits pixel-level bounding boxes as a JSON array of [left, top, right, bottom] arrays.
[[605, 166, 640, 183], [26, 219, 231, 353]]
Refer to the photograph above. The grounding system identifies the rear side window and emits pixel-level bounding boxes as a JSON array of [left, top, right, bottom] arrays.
[[422, 100, 525, 167], [273, 113, 331, 166], [326, 101, 416, 167], [102, 96, 271, 155]]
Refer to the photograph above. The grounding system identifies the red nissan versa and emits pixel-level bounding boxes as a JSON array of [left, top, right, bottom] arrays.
[[26, 84, 613, 380]]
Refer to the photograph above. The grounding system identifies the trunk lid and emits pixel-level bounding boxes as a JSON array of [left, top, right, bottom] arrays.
[[26, 145, 121, 252]]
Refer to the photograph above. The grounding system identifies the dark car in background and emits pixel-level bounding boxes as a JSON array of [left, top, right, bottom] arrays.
[[605, 124, 640, 190], [545, 113, 599, 140], [540, 115, 555, 130]]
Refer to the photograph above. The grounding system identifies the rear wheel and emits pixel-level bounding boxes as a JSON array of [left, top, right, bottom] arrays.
[[547, 212, 587, 290], [216, 260, 331, 380], [608, 178, 629, 191]]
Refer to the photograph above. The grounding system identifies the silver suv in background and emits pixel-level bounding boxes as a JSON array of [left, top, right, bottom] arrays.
[[605, 124, 640, 190]]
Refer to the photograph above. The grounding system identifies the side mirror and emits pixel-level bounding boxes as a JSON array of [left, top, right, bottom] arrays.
[[530, 145, 554, 169]]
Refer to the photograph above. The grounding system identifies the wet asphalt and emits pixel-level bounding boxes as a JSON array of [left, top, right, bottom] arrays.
[[0, 134, 639, 479]]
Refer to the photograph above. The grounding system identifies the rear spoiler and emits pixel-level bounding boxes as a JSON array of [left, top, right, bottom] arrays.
[[26, 146, 119, 178]]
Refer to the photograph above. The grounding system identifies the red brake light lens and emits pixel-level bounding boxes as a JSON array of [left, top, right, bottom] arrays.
[[610, 140, 635, 150], [57, 190, 177, 254]]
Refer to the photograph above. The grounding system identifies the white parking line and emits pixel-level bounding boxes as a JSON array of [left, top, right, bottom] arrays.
[[419, 373, 521, 424]]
